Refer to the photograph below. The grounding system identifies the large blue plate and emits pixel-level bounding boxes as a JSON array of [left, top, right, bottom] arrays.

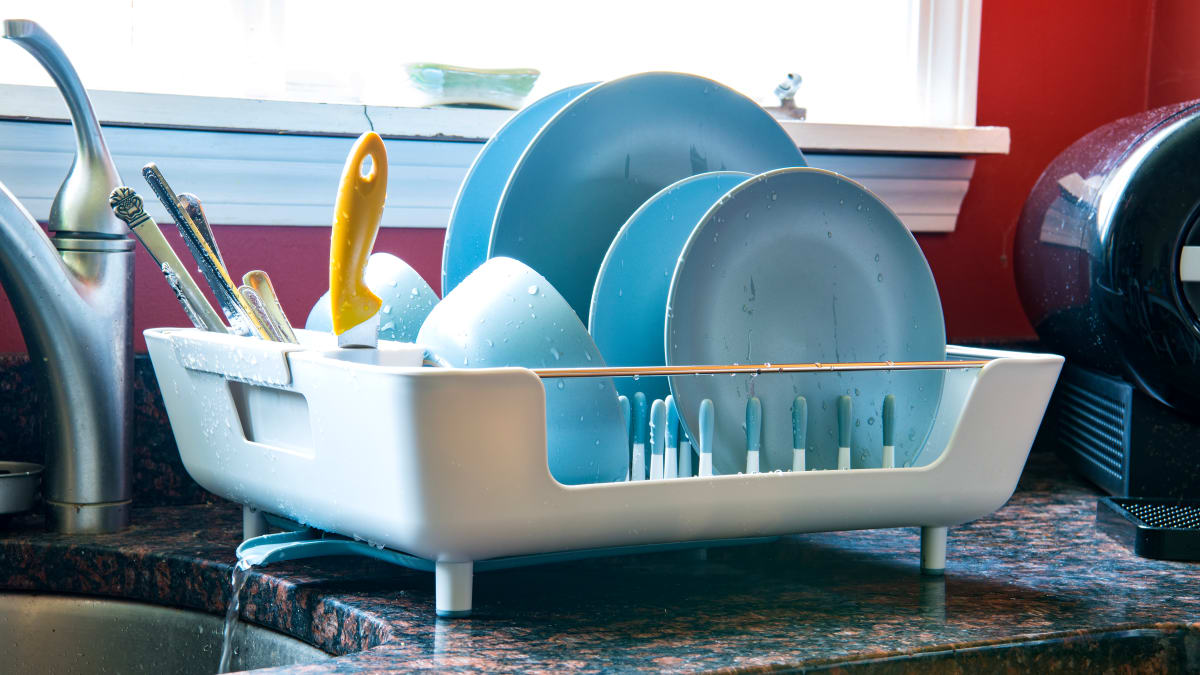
[[589, 171, 752, 402], [489, 72, 806, 323], [442, 83, 595, 295], [666, 168, 946, 475]]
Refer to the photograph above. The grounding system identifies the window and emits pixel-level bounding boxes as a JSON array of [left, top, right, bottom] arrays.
[[0, 1, 998, 234], [1, 0, 980, 127]]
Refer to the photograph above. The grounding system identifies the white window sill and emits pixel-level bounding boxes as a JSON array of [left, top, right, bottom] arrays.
[[0, 85, 1009, 233]]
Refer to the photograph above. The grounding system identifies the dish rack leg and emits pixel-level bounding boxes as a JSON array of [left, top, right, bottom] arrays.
[[920, 526, 947, 576], [243, 506, 267, 540], [435, 561, 474, 618]]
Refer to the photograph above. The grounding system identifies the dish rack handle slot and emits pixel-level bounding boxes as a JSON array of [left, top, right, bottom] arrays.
[[226, 380, 315, 456]]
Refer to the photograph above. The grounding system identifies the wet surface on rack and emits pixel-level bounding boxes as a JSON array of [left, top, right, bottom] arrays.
[[2, 452, 1199, 673]]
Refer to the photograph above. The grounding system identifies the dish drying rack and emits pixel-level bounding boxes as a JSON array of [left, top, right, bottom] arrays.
[[145, 327, 1062, 617]]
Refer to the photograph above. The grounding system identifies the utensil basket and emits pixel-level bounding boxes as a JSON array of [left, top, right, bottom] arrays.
[[145, 327, 1062, 617]]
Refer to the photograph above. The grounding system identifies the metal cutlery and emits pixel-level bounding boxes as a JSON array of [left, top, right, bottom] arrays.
[[238, 284, 288, 343], [162, 263, 208, 330], [108, 186, 227, 333], [177, 192, 224, 268], [141, 163, 269, 339], [243, 270, 298, 343]]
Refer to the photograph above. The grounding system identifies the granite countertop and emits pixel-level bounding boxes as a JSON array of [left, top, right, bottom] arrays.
[[2, 451, 1198, 673]]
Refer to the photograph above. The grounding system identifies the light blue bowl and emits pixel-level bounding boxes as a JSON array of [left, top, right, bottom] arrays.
[[417, 257, 628, 486], [589, 171, 753, 403], [442, 83, 596, 296], [489, 71, 807, 324], [306, 252, 438, 342], [666, 168, 946, 475]]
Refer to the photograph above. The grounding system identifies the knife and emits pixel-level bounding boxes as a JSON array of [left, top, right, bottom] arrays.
[[329, 132, 388, 348]]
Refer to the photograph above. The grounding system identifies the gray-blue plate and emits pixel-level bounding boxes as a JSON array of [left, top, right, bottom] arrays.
[[666, 168, 946, 475], [589, 171, 753, 403], [442, 83, 595, 296], [489, 72, 806, 324]]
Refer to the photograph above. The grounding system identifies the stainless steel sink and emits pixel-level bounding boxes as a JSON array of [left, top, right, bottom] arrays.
[[0, 592, 328, 673]]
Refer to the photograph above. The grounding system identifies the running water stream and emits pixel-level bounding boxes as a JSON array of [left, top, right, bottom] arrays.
[[217, 558, 256, 673]]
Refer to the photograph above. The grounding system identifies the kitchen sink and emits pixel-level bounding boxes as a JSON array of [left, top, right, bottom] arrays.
[[0, 591, 328, 674]]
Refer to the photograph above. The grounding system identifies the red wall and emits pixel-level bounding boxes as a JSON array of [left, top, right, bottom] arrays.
[[2, 0, 1197, 352], [917, 0, 1156, 342], [1147, 0, 1200, 109]]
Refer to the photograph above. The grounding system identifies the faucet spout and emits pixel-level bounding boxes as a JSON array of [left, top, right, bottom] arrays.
[[1, 19, 132, 533], [4, 19, 124, 237]]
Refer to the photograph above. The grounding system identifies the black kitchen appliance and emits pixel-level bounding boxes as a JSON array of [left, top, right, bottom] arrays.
[[1015, 98, 1200, 501]]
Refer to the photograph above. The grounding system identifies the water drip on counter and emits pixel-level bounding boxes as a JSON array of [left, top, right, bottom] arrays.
[[217, 557, 260, 673]]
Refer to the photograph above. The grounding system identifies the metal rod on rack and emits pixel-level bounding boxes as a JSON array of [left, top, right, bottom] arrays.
[[531, 359, 989, 379]]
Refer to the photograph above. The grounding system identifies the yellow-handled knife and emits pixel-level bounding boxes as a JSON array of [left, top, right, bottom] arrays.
[[330, 132, 388, 347]]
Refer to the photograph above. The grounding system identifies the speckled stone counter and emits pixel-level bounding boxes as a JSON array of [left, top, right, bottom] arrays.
[[2, 451, 1198, 673]]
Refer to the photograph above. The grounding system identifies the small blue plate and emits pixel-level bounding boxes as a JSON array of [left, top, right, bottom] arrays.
[[442, 83, 595, 295], [666, 168, 946, 475], [489, 72, 806, 324], [589, 171, 752, 402]]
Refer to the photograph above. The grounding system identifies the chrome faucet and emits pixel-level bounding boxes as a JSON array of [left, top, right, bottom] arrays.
[[0, 19, 132, 533]]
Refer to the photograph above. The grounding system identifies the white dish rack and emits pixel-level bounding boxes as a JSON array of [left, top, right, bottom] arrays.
[[145, 327, 1063, 617]]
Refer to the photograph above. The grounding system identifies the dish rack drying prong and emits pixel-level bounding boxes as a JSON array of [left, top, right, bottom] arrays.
[[145, 327, 1062, 617]]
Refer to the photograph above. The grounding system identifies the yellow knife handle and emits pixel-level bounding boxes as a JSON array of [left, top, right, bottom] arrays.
[[330, 132, 388, 335]]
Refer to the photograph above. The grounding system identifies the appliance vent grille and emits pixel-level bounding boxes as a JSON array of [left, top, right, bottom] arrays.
[[1112, 499, 1200, 529], [1055, 378, 1126, 480]]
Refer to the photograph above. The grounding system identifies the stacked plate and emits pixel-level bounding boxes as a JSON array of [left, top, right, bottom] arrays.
[[442, 71, 946, 479]]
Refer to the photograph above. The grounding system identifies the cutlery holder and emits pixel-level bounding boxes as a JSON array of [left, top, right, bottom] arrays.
[[145, 327, 1062, 617]]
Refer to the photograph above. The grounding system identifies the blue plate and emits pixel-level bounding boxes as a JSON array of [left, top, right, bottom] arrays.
[[589, 171, 753, 402], [666, 168, 946, 475], [442, 83, 595, 295], [489, 72, 806, 324]]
